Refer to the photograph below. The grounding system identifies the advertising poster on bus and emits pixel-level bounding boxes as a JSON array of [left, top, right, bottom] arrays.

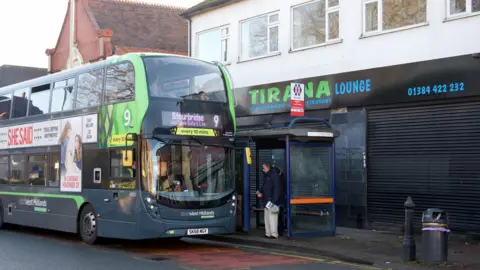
[[59, 116, 83, 192]]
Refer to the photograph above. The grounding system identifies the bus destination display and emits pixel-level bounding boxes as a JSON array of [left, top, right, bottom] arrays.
[[161, 111, 222, 129]]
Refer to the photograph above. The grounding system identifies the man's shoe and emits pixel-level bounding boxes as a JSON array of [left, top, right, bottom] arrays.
[[265, 235, 272, 239]]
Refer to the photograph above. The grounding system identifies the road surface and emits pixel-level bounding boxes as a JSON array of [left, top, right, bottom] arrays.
[[0, 225, 386, 270]]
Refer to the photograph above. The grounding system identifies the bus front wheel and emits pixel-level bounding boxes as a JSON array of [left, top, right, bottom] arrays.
[[79, 204, 97, 245]]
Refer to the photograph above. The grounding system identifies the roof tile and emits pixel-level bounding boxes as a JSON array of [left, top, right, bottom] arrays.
[[88, 0, 188, 53]]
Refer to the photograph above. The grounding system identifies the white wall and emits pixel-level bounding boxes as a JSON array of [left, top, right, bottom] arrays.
[[190, 0, 480, 89]]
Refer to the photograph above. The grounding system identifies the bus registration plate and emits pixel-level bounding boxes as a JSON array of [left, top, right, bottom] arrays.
[[187, 228, 208, 235]]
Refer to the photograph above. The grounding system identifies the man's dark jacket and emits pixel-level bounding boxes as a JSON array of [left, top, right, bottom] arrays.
[[260, 169, 282, 207]]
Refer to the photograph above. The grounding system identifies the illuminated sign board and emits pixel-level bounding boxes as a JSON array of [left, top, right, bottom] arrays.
[[161, 111, 222, 129]]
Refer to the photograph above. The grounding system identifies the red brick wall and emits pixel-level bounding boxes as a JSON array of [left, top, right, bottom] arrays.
[[48, 0, 100, 73]]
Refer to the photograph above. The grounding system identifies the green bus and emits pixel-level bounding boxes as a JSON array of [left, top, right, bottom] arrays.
[[0, 53, 237, 244]]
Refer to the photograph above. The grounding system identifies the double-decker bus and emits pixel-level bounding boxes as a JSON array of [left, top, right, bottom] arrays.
[[0, 53, 237, 244]]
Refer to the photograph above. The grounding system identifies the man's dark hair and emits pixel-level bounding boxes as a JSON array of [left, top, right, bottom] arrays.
[[263, 162, 271, 169]]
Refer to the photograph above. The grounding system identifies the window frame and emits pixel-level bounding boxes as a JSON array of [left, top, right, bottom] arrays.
[[104, 60, 136, 105], [11, 87, 31, 119], [108, 147, 137, 190], [239, 11, 280, 62], [290, 0, 341, 52], [362, 0, 428, 35], [0, 156, 9, 185], [74, 67, 106, 110], [195, 25, 231, 64], [0, 93, 12, 121], [446, 0, 480, 18], [28, 83, 53, 116], [27, 154, 48, 186], [9, 154, 27, 185], [51, 77, 76, 113]]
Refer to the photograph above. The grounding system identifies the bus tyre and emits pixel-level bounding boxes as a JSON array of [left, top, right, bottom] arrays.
[[79, 205, 97, 245]]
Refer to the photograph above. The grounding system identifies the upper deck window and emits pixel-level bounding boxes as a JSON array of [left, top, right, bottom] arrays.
[[0, 94, 12, 120], [12, 88, 30, 118], [29, 83, 51, 116], [142, 56, 227, 102], [105, 62, 135, 104], [51, 78, 75, 113], [76, 68, 104, 109]]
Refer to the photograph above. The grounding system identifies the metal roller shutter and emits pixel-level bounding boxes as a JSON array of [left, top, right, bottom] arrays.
[[367, 101, 480, 231]]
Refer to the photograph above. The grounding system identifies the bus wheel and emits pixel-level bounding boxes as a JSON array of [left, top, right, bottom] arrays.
[[79, 204, 97, 245]]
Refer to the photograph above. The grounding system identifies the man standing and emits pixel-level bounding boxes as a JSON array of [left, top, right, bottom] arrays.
[[257, 162, 281, 239]]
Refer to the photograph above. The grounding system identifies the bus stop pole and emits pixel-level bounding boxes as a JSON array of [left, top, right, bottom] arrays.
[[286, 135, 292, 238]]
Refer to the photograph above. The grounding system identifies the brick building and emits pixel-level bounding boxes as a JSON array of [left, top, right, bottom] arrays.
[[46, 0, 188, 73]]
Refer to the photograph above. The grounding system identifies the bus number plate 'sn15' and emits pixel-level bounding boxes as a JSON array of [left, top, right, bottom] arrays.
[[187, 228, 208, 235]]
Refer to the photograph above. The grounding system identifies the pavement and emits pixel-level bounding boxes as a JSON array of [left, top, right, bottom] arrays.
[[0, 224, 385, 270], [202, 227, 480, 270]]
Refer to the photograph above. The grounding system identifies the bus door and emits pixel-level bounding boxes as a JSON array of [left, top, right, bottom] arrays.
[[101, 148, 138, 237]]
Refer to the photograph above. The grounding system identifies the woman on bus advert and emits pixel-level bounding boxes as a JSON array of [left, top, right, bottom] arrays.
[[58, 117, 83, 192]]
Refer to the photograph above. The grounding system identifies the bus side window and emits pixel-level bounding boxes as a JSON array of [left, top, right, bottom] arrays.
[[76, 69, 104, 109], [48, 152, 61, 187], [10, 155, 26, 185], [0, 94, 12, 120], [109, 149, 136, 189], [0, 156, 9, 184], [12, 88, 30, 118], [105, 62, 135, 104], [29, 83, 51, 116], [51, 79, 75, 113]]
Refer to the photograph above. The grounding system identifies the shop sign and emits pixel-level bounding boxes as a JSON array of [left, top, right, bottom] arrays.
[[234, 53, 480, 117]]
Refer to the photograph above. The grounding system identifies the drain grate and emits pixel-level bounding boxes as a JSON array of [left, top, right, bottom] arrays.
[[145, 256, 169, 261]]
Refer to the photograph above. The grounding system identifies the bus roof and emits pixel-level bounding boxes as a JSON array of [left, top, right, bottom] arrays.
[[0, 52, 203, 96]]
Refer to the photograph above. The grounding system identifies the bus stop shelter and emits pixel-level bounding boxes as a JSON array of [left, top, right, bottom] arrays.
[[237, 117, 340, 238]]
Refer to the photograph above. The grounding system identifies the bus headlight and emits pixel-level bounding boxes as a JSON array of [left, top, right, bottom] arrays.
[[144, 195, 159, 216]]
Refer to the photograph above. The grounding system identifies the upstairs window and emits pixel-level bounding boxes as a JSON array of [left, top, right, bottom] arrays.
[[196, 26, 230, 63], [0, 94, 12, 120], [29, 83, 51, 116], [363, 0, 427, 34], [76, 68, 104, 109], [51, 78, 75, 113], [240, 12, 279, 61], [105, 62, 135, 104], [292, 0, 340, 51], [12, 88, 30, 118], [447, 0, 480, 17]]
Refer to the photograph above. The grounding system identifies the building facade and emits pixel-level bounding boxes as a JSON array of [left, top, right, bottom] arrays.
[[46, 0, 188, 73], [183, 0, 480, 231]]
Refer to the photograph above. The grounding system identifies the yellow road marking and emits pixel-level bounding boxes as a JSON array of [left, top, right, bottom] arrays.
[[268, 252, 393, 270], [268, 252, 326, 262]]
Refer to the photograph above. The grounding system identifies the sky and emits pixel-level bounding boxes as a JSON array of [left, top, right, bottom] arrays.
[[0, 0, 202, 68]]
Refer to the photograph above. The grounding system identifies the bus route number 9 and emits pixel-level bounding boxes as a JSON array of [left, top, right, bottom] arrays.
[[124, 109, 131, 127]]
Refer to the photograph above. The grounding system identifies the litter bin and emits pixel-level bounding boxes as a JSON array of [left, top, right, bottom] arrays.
[[421, 208, 450, 264]]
